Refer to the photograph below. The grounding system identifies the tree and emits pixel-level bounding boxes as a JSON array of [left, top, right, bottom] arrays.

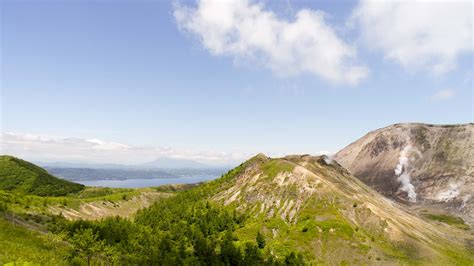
[[284, 251, 305, 265], [256, 231, 266, 249], [243, 242, 263, 265], [220, 231, 242, 265], [0, 201, 7, 212], [69, 228, 105, 266]]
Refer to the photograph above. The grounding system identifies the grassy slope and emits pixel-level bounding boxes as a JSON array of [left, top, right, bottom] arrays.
[[210, 155, 474, 265], [0, 186, 171, 221], [423, 213, 470, 230], [0, 156, 84, 196], [0, 217, 68, 265], [48, 187, 171, 220], [0, 186, 173, 265], [0, 157, 194, 264]]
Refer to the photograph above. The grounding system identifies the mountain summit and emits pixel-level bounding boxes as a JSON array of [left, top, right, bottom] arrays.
[[334, 123, 473, 225], [207, 153, 471, 264]]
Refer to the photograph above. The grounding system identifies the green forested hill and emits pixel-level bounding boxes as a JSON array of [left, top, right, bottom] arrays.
[[0, 155, 472, 265], [0, 155, 84, 196], [57, 154, 472, 265]]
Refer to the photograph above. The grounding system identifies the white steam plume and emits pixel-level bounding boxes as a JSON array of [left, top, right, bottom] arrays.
[[395, 145, 417, 202], [323, 155, 334, 165]]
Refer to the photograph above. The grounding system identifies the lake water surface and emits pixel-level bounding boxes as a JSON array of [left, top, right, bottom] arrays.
[[77, 175, 217, 188]]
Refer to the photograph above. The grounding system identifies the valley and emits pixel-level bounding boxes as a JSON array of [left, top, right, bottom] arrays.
[[0, 123, 473, 265]]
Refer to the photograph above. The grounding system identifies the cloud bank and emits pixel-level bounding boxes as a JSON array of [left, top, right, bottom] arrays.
[[0, 132, 333, 166], [174, 0, 368, 84], [352, 0, 473, 74], [0, 132, 250, 166]]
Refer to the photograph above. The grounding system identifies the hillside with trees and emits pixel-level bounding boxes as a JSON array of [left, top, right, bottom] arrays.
[[0, 155, 84, 196], [0, 155, 472, 265]]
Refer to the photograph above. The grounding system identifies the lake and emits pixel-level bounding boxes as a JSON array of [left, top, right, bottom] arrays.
[[76, 175, 217, 188]]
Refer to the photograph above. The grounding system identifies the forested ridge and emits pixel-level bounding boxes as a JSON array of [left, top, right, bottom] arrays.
[[58, 196, 303, 265], [1, 155, 472, 265], [0, 159, 304, 265], [51, 164, 305, 265], [0, 156, 84, 196]]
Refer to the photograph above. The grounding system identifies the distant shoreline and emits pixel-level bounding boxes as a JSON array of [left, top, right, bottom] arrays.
[[45, 166, 228, 182]]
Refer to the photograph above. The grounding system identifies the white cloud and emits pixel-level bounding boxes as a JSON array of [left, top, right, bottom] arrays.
[[174, 0, 368, 84], [351, 0, 473, 74], [430, 89, 455, 102], [0, 132, 250, 166], [0, 132, 333, 166]]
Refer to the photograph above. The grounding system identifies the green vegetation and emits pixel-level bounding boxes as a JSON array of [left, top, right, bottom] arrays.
[[51, 184, 304, 265], [0, 155, 472, 265], [0, 156, 84, 196], [0, 217, 68, 265], [75, 187, 142, 203], [0, 186, 144, 216], [256, 231, 266, 249], [261, 160, 295, 179], [0, 160, 304, 265], [69, 228, 118, 265], [74, 187, 135, 199], [423, 213, 470, 230]]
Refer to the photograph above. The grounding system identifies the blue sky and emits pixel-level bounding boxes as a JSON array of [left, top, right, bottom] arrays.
[[1, 0, 473, 165]]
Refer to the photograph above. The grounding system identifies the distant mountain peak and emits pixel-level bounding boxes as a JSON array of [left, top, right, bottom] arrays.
[[139, 157, 209, 169]]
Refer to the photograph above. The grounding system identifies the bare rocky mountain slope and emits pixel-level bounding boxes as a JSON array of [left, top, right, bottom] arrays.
[[334, 123, 473, 225], [209, 154, 472, 264]]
